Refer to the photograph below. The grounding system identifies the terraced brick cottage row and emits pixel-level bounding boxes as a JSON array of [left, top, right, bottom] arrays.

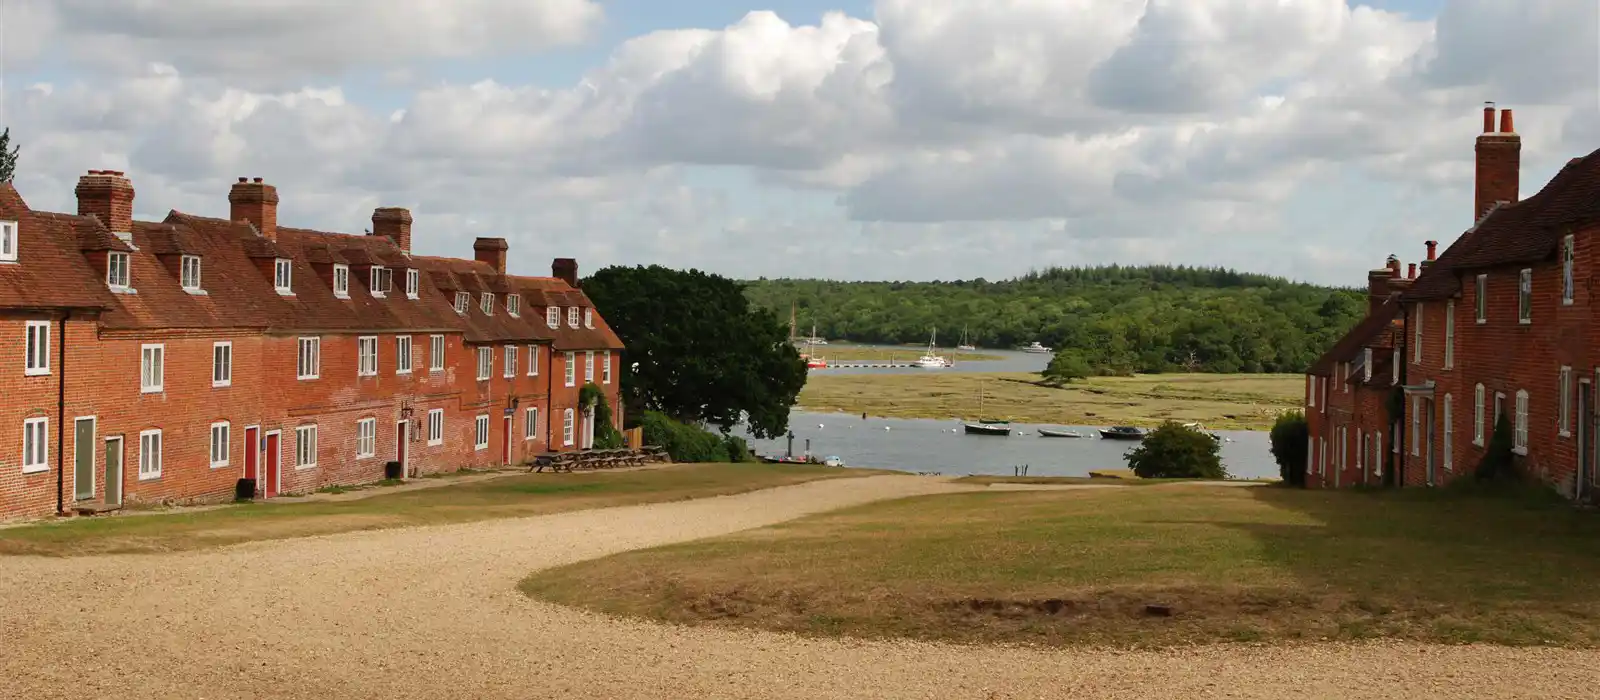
[[1306, 105, 1600, 499], [0, 171, 624, 520]]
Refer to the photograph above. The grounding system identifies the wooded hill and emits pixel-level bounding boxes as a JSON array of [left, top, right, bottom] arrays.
[[744, 265, 1364, 375]]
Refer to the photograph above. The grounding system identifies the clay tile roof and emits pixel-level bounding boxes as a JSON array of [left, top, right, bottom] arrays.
[[0, 185, 114, 310], [242, 237, 291, 259], [138, 223, 204, 256], [1409, 148, 1600, 300], [1309, 297, 1401, 375], [428, 270, 459, 291], [300, 241, 348, 265]]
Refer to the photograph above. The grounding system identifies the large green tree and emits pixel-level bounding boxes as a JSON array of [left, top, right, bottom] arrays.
[[0, 128, 18, 183], [582, 265, 806, 439]]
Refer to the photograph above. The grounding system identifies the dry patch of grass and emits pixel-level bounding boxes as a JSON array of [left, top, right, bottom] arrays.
[[799, 372, 1301, 430], [806, 345, 1005, 363], [524, 485, 1600, 648], [0, 463, 869, 557]]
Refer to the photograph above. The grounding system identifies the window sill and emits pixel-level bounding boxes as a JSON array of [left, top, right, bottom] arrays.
[[276, 291, 296, 297], [21, 465, 49, 475], [183, 288, 208, 296], [210, 462, 229, 469], [474, 446, 488, 452], [138, 473, 161, 481], [356, 454, 375, 461], [1473, 440, 1484, 448], [397, 370, 412, 376], [298, 375, 319, 381], [296, 463, 317, 471], [407, 294, 419, 300], [213, 381, 231, 388], [141, 387, 163, 395], [1512, 447, 1529, 456], [1518, 319, 1531, 325], [1563, 299, 1574, 306], [1561, 430, 1572, 438], [334, 293, 350, 299], [427, 440, 443, 447], [109, 287, 137, 295], [373, 293, 387, 299], [1475, 319, 1486, 325], [24, 368, 50, 377]]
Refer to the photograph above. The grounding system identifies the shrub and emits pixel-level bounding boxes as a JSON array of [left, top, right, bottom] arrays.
[[1475, 413, 1521, 483], [722, 435, 753, 463], [640, 411, 741, 463], [1268, 410, 1309, 487], [579, 383, 627, 449], [1125, 422, 1227, 479], [1040, 350, 1092, 386]]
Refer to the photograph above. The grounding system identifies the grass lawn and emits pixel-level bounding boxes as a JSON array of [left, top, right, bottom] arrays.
[[798, 372, 1301, 430], [807, 345, 1005, 363], [523, 484, 1600, 648], [953, 472, 1278, 486], [0, 463, 870, 557]]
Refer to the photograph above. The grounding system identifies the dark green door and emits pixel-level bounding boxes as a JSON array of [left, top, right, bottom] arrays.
[[74, 418, 95, 501], [104, 437, 123, 506]]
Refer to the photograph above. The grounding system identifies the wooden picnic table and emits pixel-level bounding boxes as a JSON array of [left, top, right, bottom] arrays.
[[528, 446, 668, 473]]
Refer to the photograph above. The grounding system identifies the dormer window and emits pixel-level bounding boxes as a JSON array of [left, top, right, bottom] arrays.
[[481, 293, 495, 315], [0, 220, 17, 262], [546, 307, 559, 329], [584, 308, 593, 329], [454, 292, 469, 314], [333, 264, 349, 298], [180, 255, 202, 292], [274, 258, 292, 295], [567, 307, 579, 328], [107, 252, 131, 291], [406, 268, 419, 299], [370, 266, 390, 297], [507, 294, 521, 317]]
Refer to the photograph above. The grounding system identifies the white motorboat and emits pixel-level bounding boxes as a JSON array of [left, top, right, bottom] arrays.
[[916, 327, 951, 368], [1021, 341, 1052, 354]]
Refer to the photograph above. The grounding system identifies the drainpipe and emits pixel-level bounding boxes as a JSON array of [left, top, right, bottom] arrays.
[[1396, 304, 1408, 488], [55, 312, 69, 515], [545, 344, 554, 449]]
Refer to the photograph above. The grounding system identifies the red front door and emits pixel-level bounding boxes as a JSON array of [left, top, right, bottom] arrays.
[[243, 427, 260, 482], [264, 432, 281, 498], [502, 416, 513, 465]]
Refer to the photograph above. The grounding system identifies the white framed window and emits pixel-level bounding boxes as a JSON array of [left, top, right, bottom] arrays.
[[396, 336, 413, 375], [546, 307, 559, 329], [508, 294, 521, 317], [1373, 430, 1384, 477], [584, 351, 594, 382], [1341, 361, 1348, 393], [1514, 389, 1529, 454], [584, 308, 593, 329], [1563, 234, 1575, 305], [476, 346, 492, 380], [274, 258, 292, 295], [1319, 376, 1326, 413], [562, 408, 575, 446], [1442, 394, 1453, 472], [427, 409, 444, 446], [1412, 303, 1424, 364], [1495, 391, 1506, 429], [24, 320, 49, 376], [527, 345, 539, 376], [356, 418, 376, 458], [474, 414, 489, 450], [1411, 397, 1421, 456], [1444, 301, 1455, 369], [1307, 375, 1316, 407], [333, 264, 350, 298], [429, 335, 445, 372], [525, 407, 539, 440], [454, 292, 469, 314], [139, 429, 162, 480], [295, 424, 318, 469], [1391, 348, 1399, 384], [1362, 348, 1371, 382], [370, 266, 390, 297], [212, 341, 232, 387], [1305, 439, 1314, 478], [1559, 366, 1572, 437], [1474, 383, 1486, 446], [0, 220, 17, 262], [1518, 269, 1532, 324], [297, 336, 321, 380], [1475, 274, 1487, 323], [481, 293, 495, 315], [1356, 428, 1364, 474], [567, 307, 579, 328], [603, 351, 612, 384], [107, 252, 131, 291], [210, 421, 230, 468], [1393, 420, 1401, 454], [564, 351, 576, 387], [140, 343, 164, 393], [21, 416, 47, 474], [180, 255, 202, 292], [504, 345, 517, 378], [358, 336, 378, 376], [406, 268, 419, 299]]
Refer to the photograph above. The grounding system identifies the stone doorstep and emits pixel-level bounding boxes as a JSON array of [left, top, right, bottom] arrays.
[[69, 501, 124, 517]]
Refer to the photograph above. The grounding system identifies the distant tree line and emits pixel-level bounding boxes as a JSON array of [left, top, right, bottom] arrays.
[[744, 265, 1365, 375]]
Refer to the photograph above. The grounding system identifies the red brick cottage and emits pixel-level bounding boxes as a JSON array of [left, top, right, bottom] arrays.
[[1307, 105, 1600, 499], [0, 171, 624, 520]]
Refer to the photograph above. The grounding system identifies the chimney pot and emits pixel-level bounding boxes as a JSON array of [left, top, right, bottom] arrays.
[[1483, 103, 1496, 133], [253, 177, 264, 183], [1425, 240, 1438, 260], [1407, 263, 1417, 279], [1500, 109, 1514, 133], [237, 177, 248, 183]]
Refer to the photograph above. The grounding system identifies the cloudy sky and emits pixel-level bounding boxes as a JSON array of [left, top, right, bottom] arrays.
[[0, 0, 1594, 285]]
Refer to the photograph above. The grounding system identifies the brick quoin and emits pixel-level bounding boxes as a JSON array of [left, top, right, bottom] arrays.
[[0, 173, 624, 521], [1307, 105, 1600, 500]]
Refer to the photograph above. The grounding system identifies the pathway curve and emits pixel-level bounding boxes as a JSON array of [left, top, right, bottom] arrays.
[[2, 475, 1595, 700]]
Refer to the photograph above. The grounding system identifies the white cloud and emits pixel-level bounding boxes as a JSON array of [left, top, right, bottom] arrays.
[[1, 1, 1595, 285]]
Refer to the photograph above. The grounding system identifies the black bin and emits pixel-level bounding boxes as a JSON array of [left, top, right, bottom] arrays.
[[384, 461, 403, 480], [234, 478, 256, 501]]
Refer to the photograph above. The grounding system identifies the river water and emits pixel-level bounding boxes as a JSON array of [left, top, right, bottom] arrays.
[[736, 344, 1280, 480]]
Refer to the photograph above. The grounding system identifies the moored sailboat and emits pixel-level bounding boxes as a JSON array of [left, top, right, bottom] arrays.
[[963, 379, 1010, 435]]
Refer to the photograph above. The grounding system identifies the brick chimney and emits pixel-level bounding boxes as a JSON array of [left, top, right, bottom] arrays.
[[473, 237, 508, 274], [1366, 268, 1392, 314], [1475, 103, 1520, 223], [229, 177, 280, 240], [75, 170, 135, 234], [372, 207, 412, 253], [552, 257, 578, 288]]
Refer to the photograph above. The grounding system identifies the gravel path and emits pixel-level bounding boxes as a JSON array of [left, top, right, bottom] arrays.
[[3, 474, 1596, 699]]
